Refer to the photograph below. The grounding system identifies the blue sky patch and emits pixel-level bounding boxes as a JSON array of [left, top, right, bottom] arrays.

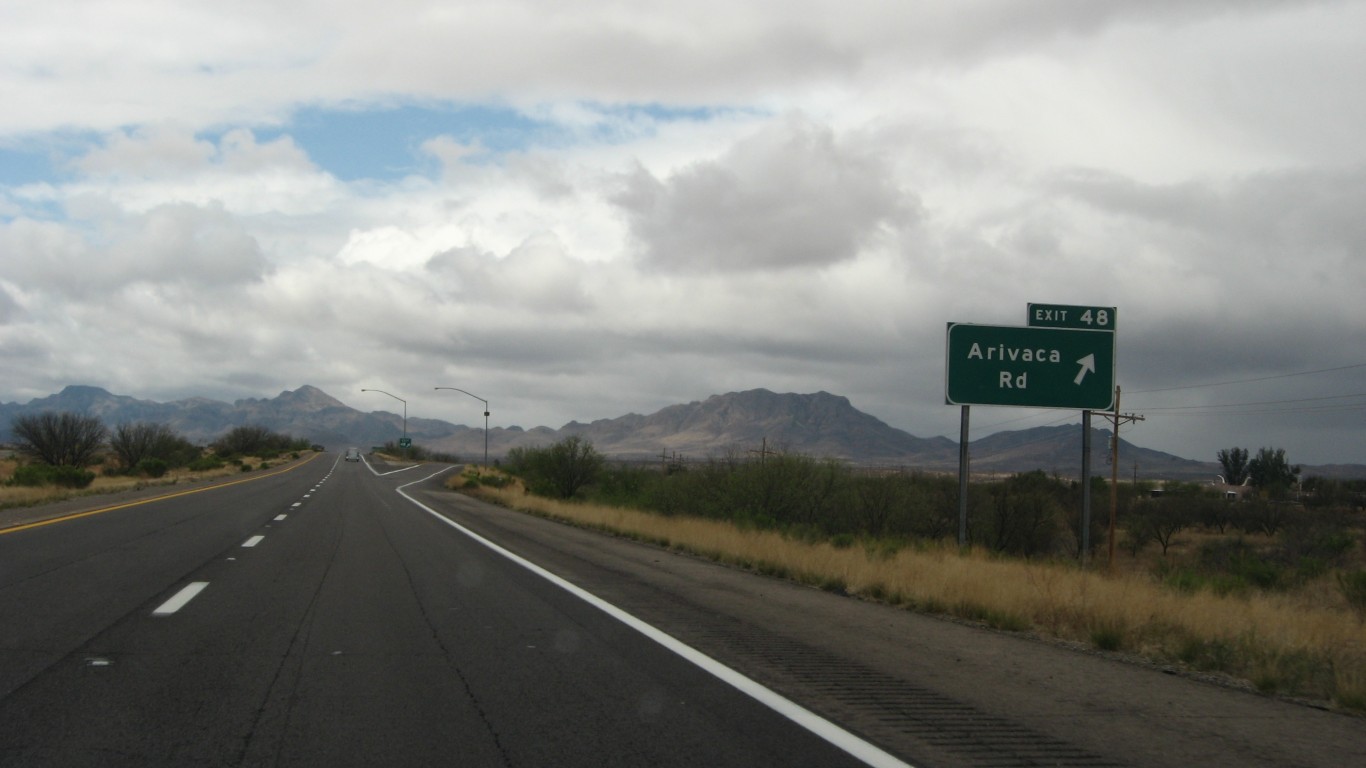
[[0, 146, 55, 186], [257, 101, 735, 182], [0, 103, 738, 188], [259, 103, 553, 181], [0, 132, 97, 186]]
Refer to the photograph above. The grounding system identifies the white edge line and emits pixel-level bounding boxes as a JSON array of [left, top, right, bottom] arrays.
[[152, 581, 209, 616], [363, 454, 424, 476], [396, 469, 911, 768]]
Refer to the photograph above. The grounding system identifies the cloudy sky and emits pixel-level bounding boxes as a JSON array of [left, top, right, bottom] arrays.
[[3, 0, 1365, 466]]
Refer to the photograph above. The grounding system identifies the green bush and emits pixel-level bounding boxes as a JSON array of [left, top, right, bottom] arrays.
[[7, 464, 55, 487], [6, 463, 95, 489], [211, 425, 311, 457], [1198, 539, 1286, 593], [188, 456, 226, 472], [53, 465, 95, 488], [135, 458, 169, 478], [505, 436, 604, 499]]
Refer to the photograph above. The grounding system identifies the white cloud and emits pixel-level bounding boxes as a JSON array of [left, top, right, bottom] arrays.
[[1, 203, 268, 299], [615, 114, 918, 272], [2, 1, 1365, 464]]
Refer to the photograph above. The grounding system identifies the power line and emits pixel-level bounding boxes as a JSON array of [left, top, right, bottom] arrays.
[[1147, 402, 1366, 418], [1130, 362, 1366, 395], [1138, 391, 1366, 413]]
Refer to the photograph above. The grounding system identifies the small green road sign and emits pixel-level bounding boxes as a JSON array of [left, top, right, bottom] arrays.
[[399, 437, 412, 448], [1027, 303, 1117, 331], [946, 323, 1115, 409]]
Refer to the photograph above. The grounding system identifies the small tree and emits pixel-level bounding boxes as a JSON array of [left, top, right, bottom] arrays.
[[1248, 447, 1301, 497], [1217, 447, 1250, 485], [10, 411, 108, 467], [110, 421, 185, 471], [1144, 500, 1191, 556], [980, 471, 1066, 557], [213, 425, 273, 456], [508, 436, 605, 499], [543, 435, 604, 499]]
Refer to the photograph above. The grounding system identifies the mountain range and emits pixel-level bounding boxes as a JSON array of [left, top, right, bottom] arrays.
[[3, 385, 1362, 480]]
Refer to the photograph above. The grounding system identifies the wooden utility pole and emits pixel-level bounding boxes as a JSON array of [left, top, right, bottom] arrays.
[[748, 437, 779, 466], [1099, 385, 1144, 570]]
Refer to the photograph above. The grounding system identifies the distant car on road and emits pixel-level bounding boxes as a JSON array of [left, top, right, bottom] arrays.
[[344, 448, 361, 462]]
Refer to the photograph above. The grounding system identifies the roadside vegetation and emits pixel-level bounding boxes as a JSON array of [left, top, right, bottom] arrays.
[[375, 440, 461, 464], [2, 413, 317, 512], [457, 437, 1366, 712]]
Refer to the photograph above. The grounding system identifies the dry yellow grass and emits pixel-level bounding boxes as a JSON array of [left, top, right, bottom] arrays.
[[455, 469, 1366, 709], [0, 454, 302, 511]]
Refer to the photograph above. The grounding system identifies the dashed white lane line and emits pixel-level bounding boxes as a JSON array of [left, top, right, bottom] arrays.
[[274, 514, 287, 521], [291, 502, 302, 508], [242, 535, 265, 548], [152, 582, 209, 616]]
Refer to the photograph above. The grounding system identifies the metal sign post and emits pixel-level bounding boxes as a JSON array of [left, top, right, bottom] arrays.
[[945, 304, 1123, 564]]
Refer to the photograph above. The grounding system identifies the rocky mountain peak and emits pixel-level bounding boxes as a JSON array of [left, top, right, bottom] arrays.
[[274, 385, 347, 412]]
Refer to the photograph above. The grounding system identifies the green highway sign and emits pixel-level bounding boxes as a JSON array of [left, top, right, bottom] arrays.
[[945, 323, 1116, 410], [399, 437, 412, 448], [1027, 303, 1117, 331]]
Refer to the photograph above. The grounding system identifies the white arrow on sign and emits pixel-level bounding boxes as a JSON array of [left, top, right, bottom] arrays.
[[1074, 354, 1096, 385]]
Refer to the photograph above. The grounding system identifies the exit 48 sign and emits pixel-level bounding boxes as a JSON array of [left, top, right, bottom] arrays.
[[945, 322, 1116, 410], [1027, 303, 1116, 331]]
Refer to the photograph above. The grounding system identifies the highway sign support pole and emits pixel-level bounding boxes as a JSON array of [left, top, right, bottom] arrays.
[[958, 405, 970, 549], [945, 306, 1123, 561], [1081, 410, 1092, 567]]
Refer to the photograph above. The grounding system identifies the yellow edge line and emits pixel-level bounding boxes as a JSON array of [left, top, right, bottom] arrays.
[[0, 453, 321, 536]]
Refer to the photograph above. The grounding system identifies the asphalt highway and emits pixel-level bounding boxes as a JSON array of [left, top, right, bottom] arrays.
[[0, 455, 875, 767], [3, 454, 1364, 767]]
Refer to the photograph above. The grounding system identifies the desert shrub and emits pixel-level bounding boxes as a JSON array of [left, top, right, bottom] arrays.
[[1233, 499, 1291, 536], [7, 464, 55, 487], [10, 411, 107, 468], [134, 458, 169, 478], [977, 471, 1067, 557], [1124, 498, 1195, 556], [1277, 511, 1355, 566], [212, 425, 310, 457], [505, 436, 604, 499], [188, 455, 226, 472], [110, 422, 200, 471], [53, 465, 95, 488], [6, 463, 95, 489], [1199, 539, 1286, 593], [588, 464, 658, 507]]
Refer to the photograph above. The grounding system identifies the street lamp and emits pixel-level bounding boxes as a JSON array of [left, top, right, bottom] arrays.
[[360, 388, 407, 447], [435, 387, 489, 468]]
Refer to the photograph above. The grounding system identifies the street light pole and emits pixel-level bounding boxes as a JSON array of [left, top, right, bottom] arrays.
[[360, 388, 407, 446], [434, 387, 489, 468]]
